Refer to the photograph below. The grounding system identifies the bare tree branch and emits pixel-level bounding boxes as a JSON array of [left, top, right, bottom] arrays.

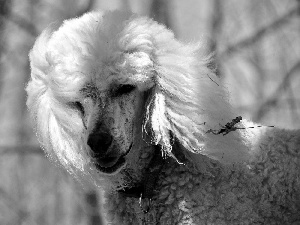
[[209, 0, 222, 52], [77, 0, 96, 17], [0, 0, 11, 95], [0, 0, 96, 38], [287, 81, 300, 123], [253, 61, 300, 121], [208, 0, 223, 76], [220, 6, 300, 58], [85, 191, 104, 225], [0, 145, 43, 155], [0, 13, 38, 36], [150, 0, 173, 30]]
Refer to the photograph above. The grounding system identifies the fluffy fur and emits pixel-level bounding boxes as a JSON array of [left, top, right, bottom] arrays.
[[26, 11, 300, 224]]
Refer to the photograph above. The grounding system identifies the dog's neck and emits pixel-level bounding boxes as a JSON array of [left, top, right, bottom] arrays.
[[118, 145, 163, 199], [118, 142, 188, 207]]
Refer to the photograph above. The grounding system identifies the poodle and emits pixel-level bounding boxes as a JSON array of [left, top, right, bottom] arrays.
[[26, 11, 300, 224]]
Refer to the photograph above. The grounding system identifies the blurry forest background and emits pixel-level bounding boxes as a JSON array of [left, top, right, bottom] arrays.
[[0, 0, 299, 224]]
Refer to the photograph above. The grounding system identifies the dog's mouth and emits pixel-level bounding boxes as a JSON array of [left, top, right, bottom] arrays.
[[94, 143, 133, 174]]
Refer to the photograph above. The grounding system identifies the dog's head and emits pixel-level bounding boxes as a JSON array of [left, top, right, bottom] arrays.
[[26, 11, 250, 189]]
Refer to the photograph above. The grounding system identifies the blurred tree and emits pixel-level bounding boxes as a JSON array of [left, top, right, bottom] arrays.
[[85, 191, 104, 225], [0, 0, 11, 93], [150, 0, 173, 30]]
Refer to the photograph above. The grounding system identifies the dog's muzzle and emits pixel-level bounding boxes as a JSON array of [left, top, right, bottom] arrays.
[[87, 132, 132, 174]]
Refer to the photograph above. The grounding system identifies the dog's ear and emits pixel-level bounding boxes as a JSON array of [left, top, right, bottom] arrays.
[[141, 30, 251, 164], [26, 25, 91, 176], [142, 82, 209, 160]]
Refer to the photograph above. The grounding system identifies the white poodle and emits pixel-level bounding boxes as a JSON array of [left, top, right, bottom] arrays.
[[26, 11, 300, 224]]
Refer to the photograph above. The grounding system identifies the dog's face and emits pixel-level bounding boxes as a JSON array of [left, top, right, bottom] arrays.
[[83, 83, 137, 174], [78, 61, 154, 175]]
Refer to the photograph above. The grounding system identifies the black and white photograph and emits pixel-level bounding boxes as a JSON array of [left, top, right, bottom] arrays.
[[0, 0, 300, 224]]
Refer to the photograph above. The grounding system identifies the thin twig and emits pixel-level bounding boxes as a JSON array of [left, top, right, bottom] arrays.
[[207, 74, 219, 86]]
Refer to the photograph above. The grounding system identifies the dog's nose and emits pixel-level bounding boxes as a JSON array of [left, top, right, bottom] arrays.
[[87, 132, 113, 154]]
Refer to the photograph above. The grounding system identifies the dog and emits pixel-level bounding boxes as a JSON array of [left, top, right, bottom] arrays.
[[26, 11, 300, 224]]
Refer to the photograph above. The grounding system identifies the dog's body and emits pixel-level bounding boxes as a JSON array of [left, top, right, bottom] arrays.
[[106, 131, 300, 224], [26, 11, 300, 224]]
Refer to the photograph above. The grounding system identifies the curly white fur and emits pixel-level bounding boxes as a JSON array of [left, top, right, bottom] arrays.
[[26, 11, 300, 224]]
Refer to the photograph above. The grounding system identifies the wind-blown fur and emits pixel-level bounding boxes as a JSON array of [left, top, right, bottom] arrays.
[[26, 11, 300, 224]]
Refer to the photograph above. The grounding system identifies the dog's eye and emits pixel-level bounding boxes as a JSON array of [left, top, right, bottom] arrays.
[[74, 101, 85, 115], [113, 84, 136, 97]]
